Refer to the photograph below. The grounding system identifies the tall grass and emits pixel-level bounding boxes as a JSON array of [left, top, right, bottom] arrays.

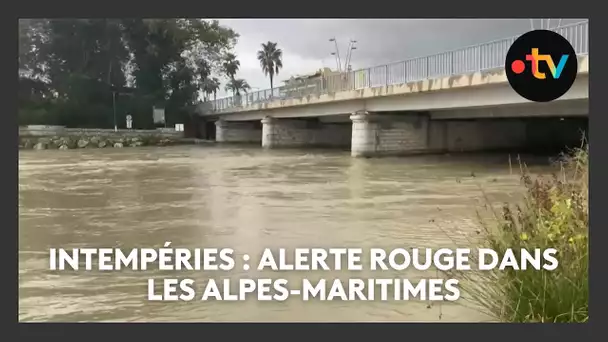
[[448, 145, 588, 323]]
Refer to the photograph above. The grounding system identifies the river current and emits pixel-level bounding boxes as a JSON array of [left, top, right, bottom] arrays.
[[18, 145, 557, 322]]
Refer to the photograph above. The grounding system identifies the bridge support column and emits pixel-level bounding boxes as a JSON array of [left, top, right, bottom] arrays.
[[261, 116, 277, 148], [215, 119, 261, 143], [350, 111, 431, 157]]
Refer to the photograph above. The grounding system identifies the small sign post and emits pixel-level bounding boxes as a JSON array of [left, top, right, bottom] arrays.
[[152, 106, 166, 127], [126, 114, 133, 129]]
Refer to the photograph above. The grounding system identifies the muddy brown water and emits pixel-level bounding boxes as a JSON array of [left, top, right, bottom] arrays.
[[18, 145, 558, 322]]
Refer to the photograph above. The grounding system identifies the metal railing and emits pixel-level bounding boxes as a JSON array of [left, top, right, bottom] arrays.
[[202, 20, 588, 113]]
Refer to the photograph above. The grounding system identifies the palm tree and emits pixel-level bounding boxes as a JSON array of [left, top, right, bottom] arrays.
[[197, 58, 215, 102], [197, 59, 211, 80], [257, 41, 283, 95], [222, 53, 240, 82], [201, 77, 221, 102], [201, 78, 213, 102], [224, 78, 250, 97], [209, 77, 220, 102]]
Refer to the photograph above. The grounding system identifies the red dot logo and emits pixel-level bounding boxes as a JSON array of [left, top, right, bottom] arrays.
[[511, 60, 525, 74]]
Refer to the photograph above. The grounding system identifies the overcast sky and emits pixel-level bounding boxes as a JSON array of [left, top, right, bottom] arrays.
[[214, 18, 585, 97]]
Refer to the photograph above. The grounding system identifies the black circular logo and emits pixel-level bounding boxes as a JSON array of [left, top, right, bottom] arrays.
[[505, 29, 577, 102]]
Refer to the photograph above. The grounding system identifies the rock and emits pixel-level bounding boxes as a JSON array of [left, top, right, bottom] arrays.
[[23, 139, 33, 149], [66, 138, 77, 149], [113, 142, 123, 148], [98, 140, 107, 148], [157, 138, 170, 146], [58, 145, 69, 150], [37, 137, 51, 145], [57, 137, 71, 148], [90, 136, 100, 144], [77, 139, 89, 148], [33, 142, 47, 150]]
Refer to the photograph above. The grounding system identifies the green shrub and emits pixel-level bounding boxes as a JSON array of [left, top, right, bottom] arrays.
[[449, 146, 588, 323]]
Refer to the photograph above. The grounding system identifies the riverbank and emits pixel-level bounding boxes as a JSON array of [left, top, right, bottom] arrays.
[[18, 125, 215, 150]]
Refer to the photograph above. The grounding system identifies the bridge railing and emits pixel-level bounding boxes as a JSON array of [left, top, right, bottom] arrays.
[[204, 20, 588, 113]]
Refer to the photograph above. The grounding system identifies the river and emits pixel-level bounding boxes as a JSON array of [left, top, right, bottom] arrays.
[[18, 145, 558, 322]]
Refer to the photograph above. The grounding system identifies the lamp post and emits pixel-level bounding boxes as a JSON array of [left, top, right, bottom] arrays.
[[112, 90, 117, 132], [329, 38, 342, 72], [345, 40, 357, 71], [329, 38, 358, 73]]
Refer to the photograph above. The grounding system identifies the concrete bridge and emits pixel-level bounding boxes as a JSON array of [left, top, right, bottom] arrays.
[[197, 21, 589, 157]]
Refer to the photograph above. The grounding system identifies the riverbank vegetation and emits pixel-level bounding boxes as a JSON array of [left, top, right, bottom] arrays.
[[450, 145, 588, 322], [19, 19, 288, 131], [18, 19, 239, 129]]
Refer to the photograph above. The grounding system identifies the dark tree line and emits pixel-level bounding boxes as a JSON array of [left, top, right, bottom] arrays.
[[18, 19, 239, 129]]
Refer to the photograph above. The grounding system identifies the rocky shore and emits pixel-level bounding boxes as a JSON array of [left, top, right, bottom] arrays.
[[19, 135, 184, 150]]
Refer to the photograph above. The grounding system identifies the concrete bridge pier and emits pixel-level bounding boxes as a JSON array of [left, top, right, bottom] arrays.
[[215, 119, 262, 143], [350, 111, 431, 157]]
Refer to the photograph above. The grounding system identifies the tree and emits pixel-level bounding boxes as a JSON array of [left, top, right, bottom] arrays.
[[45, 19, 129, 95], [23, 19, 131, 127], [222, 52, 240, 83], [121, 19, 237, 125], [224, 78, 250, 97], [19, 19, 53, 123], [19, 19, 49, 81], [202, 77, 220, 102], [257, 41, 283, 95], [210, 77, 220, 101], [121, 19, 191, 105], [17, 18, 240, 128]]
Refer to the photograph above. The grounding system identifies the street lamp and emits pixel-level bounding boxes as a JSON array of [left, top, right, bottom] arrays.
[[329, 38, 358, 73], [329, 37, 342, 72], [345, 40, 357, 71]]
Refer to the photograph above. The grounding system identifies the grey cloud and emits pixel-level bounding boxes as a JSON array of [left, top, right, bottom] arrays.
[[220, 19, 583, 66]]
